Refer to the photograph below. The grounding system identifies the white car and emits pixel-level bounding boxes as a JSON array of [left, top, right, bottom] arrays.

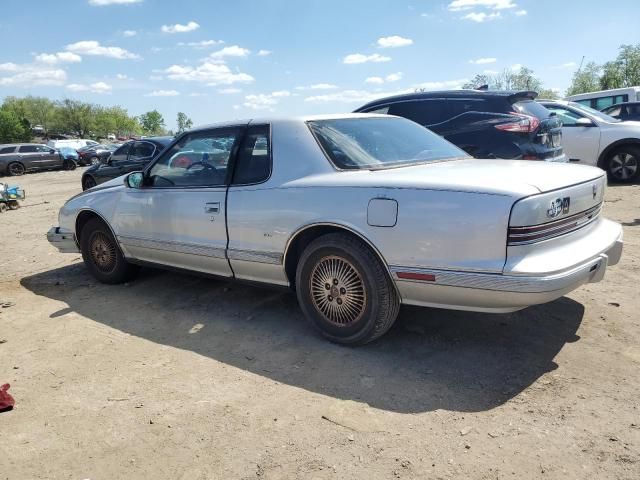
[[47, 114, 623, 345], [541, 100, 640, 182], [47, 139, 99, 150]]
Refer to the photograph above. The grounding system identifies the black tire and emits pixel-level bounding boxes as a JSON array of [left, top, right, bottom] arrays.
[[80, 217, 139, 284], [0, 203, 7, 213], [63, 159, 77, 171], [8, 201, 19, 210], [295, 233, 400, 345], [7, 162, 25, 176], [606, 145, 640, 183], [82, 175, 97, 191]]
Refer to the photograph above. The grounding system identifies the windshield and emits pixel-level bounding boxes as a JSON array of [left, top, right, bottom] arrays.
[[307, 117, 467, 170], [569, 102, 620, 123]]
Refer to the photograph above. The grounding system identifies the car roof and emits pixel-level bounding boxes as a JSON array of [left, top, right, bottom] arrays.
[[354, 89, 538, 112], [186, 113, 390, 134], [0, 143, 48, 147]]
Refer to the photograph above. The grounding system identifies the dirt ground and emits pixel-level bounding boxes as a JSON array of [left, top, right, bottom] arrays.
[[1, 168, 639, 480]]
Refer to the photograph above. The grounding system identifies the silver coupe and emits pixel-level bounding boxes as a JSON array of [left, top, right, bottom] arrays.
[[48, 114, 623, 344]]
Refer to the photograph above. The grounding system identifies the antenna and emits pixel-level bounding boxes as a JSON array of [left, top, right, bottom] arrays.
[[577, 55, 585, 73]]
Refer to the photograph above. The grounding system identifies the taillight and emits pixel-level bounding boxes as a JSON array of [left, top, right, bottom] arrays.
[[495, 114, 540, 133]]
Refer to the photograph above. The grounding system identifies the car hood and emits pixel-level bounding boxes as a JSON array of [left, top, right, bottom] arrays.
[[291, 159, 605, 197]]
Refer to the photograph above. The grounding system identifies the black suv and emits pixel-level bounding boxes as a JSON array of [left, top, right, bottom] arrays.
[[354, 90, 565, 161], [601, 102, 640, 122]]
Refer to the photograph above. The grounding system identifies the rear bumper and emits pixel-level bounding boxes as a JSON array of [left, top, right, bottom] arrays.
[[47, 227, 79, 253], [392, 224, 623, 313]]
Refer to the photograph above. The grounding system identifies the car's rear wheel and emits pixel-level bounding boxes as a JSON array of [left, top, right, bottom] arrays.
[[90, 156, 100, 166], [80, 218, 139, 284], [7, 162, 25, 176], [606, 146, 640, 183], [63, 159, 77, 171], [296, 233, 400, 345], [82, 175, 97, 190], [0, 203, 7, 213]]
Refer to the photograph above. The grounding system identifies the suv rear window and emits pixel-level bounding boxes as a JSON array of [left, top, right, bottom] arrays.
[[512, 100, 551, 119], [0, 146, 16, 154]]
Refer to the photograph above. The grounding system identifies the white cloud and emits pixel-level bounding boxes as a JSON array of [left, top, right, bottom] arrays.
[[343, 53, 391, 64], [483, 69, 498, 74], [257, 49, 272, 56], [66, 40, 140, 59], [89, 0, 142, 5], [161, 21, 200, 34], [295, 83, 339, 90], [163, 62, 254, 86], [178, 39, 224, 48], [66, 81, 112, 93], [510, 63, 523, 71], [218, 87, 242, 94], [386, 72, 403, 82], [123, 30, 137, 37], [377, 35, 413, 48], [116, 73, 128, 79], [34, 52, 82, 64], [243, 90, 290, 110], [365, 76, 385, 85], [145, 89, 180, 97], [463, 11, 501, 22], [448, 0, 516, 11], [515, 9, 527, 16], [0, 66, 67, 87], [414, 78, 469, 90], [553, 62, 577, 69], [208, 45, 251, 59], [469, 57, 497, 65]]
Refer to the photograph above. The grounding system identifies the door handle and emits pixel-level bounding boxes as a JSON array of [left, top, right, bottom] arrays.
[[205, 202, 220, 213]]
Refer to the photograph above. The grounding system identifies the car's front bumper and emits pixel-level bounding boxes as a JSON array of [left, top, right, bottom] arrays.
[[47, 227, 79, 253], [391, 226, 623, 313]]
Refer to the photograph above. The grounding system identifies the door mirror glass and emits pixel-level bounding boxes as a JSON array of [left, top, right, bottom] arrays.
[[125, 171, 144, 189]]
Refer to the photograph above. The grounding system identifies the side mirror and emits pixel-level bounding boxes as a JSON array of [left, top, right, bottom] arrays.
[[575, 117, 595, 127], [125, 171, 144, 189]]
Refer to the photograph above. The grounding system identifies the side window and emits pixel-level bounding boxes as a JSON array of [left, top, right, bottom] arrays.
[[0, 147, 16, 154], [130, 141, 155, 160], [36, 145, 52, 153], [448, 99, 488, 118], [18, 145, 38, 153], [148, 129, 240, 187], [389, 100, 449, 126], [367, 106, 390, 114], [546, 106, 582, 126], [111, 143, 131, 160], [607, 106, 622, 118], [232, 125, 271, 185]]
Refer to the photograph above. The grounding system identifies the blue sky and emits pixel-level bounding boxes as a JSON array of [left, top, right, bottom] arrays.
[[1, 0, 638, 129]]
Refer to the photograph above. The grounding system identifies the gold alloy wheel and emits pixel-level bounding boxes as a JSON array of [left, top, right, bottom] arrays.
[[309, 255, 366, 326], [90, 232, 117, 273]]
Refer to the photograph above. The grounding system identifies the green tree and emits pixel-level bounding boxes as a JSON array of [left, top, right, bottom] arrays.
[[139, 110, 165, 135], [600, 44, 640, 89], [0, 108, 30, 143], [566, 62, 602, 96], [176, 112, 193, 134], [55, 99, 95, 137]]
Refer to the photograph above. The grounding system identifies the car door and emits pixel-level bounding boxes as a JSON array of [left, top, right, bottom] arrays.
[[544, 105, 601, 165], [16, 145, 48, 170], [114, 127, 245, 277], [122, 141, 157, 173], [38, 145, 63, 167]]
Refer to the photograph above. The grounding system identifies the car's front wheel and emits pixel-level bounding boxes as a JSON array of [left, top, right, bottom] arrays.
[[606, 146, 640, 183], [80, 218, 139, 284], [82, 175, 97, 190], [90, 156, 100, 166], [296, 233, 400, 345]]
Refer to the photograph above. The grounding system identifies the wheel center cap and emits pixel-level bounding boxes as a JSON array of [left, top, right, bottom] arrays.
[[330, 286, 340, 298]]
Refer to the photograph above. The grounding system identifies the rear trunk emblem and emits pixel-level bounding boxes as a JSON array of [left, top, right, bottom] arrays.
[[547, 197, 570, 218]]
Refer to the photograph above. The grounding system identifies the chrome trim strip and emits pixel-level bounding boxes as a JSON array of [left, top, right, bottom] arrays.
[[509, 203, 602, 233], [228, 248, 283, 265], [118, 235, 226, 259]]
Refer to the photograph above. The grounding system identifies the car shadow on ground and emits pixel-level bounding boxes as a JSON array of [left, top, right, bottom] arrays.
[[21, 263, 584, 414]]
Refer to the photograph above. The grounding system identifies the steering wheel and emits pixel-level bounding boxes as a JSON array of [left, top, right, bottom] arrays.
[[186, 161, 215, 171]]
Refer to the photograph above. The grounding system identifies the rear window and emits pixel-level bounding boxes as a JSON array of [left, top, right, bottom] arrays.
[[512, 100, 551, 119], [0, 146, 16, 154], [307, 117, 467, 170]]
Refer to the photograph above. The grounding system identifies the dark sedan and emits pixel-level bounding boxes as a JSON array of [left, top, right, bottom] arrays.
[[77, 144, 120, 166], [81, 137, 173, 190]]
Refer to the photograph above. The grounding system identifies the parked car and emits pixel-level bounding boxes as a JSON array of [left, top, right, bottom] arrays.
[[354, 90, 566, 161], [0, 143, 75, 176], [566, 86, 640, 111], [58, 147, 79, 163], [47, 139, 99, 150], [540, 100, 640, 182], [48, 114, 622, 345], [601, 102, 640, 122], [77, 144, 118, 166], [81, 137, 172, 190]]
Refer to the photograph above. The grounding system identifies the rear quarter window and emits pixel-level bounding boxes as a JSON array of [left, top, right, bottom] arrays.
[[388, 99, 450, 126], [512, 100, 551, 119], [0, 146, 16, 154]]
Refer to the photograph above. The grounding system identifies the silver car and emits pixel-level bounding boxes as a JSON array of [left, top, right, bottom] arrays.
[[47, 114, 623, 344]]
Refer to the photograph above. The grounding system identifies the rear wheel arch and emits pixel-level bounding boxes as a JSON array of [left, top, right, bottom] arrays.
[[597, 138, 640, 169], [283, 223, 394, 291]]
